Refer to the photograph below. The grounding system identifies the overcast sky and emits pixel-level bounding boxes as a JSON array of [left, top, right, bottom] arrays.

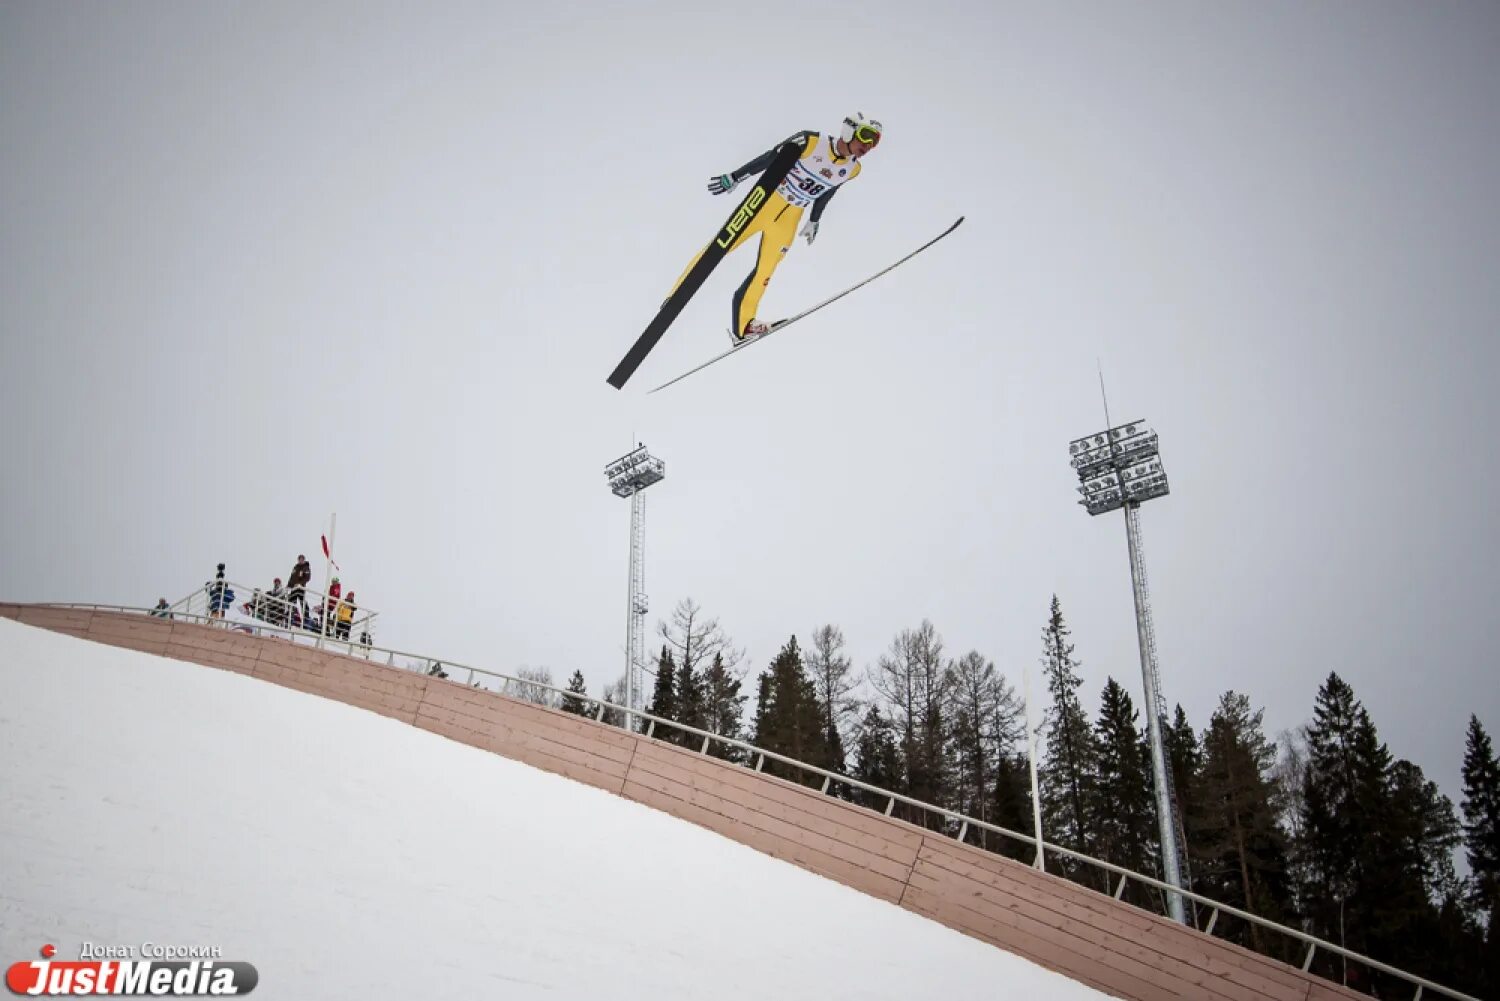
[[3, 1, 1497, 814]]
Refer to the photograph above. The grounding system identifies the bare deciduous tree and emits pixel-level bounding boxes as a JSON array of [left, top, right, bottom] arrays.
[[868, 619, 951, 823], [505, 665, 559, 708], [658, 598, 742, 679], [806, 623, 862, 753]]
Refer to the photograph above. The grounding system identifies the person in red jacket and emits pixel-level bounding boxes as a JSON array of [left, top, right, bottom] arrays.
[[325, 576, 342, 619]]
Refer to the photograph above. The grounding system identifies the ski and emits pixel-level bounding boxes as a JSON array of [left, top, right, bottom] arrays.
[[646, 216, 964, 394], [606, 140, 806, 390]]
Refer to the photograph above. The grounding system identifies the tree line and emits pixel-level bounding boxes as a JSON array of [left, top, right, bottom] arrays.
[[533, 596, 1498, 997]]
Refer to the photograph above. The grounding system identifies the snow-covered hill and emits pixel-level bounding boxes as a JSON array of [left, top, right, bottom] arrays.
[[0, 618, 1109, 999]]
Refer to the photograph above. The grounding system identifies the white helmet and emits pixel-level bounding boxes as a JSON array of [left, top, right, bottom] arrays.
[[840, 112, 883, 146]]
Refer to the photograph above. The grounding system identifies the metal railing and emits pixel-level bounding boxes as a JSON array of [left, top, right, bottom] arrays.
[[24, 601, 1480, 1001], [169, 578, 378, 647]]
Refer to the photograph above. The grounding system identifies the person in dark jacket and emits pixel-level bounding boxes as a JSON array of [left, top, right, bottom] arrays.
[[206, 563, 234, 619], [287, 555, 312, 617]]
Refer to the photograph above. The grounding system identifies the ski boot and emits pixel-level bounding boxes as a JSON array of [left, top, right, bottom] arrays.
[[728, 318, 771, 347]]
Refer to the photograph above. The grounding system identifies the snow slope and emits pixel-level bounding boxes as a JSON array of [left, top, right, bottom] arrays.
[[0, 618, 1110, 999]]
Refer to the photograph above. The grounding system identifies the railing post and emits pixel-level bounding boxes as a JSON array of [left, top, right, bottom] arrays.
[[700, 735, 710, 755], [821, 776, 831, 795], [1302, 942, 1317, 972], [885, 797, 896, 817], [755, 754, 765, 772], [595, 702, 607, 722], [1114, 875, 1128, 900], [1204, 908, 1219, 936], [956, 820, 968, 843], [645, 720, 655, 739]]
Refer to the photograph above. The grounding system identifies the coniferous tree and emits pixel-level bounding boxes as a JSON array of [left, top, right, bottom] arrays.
[[990, 749, 1035, 864], [1162, 704, 1203, 908], [806, 624, 860, 774], [750, 635, 831, 784], [675, 655, 707, 747], [700, 652, 748, 762], [559, 669, 594, 718], [1462, 717, 1500, 995], [1192, 691, 1294, 955], [1092, 678, 1155, 906], [1297, 672, 1426, 992], [851, 706, 904, 811], [1038, 595, 1098, 884], [1461, 716, 1500, 919], [645, 645, 678, 733], [944, 650, 1022, 849], [1386, 758, 1484, 990]]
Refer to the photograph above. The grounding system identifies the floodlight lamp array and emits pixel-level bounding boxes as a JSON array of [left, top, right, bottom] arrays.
[[605, 445, 666, 497], [1070, 422, 1169, 515]]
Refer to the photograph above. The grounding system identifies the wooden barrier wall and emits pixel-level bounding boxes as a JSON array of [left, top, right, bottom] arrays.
[[0, 604, 1362, 1001]]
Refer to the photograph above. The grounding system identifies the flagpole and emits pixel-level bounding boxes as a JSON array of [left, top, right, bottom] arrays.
[[1024, 664, 1046, 871], [321, 512, 336, 644]]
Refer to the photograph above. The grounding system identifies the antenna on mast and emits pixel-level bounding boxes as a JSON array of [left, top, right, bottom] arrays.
[[1097, 358, 1112, 431]]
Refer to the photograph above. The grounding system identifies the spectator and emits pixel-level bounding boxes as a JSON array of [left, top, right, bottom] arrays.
[[149, 598, 172, 619], [324, 576, 343, 625], [206, 563, 234, 620], [287, 554, 312, 617], [266, 577, 286, 626], [335, 591, 356, 640]]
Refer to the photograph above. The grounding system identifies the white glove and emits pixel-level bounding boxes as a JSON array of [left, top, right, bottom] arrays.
[[707, 174, 739, 196], [800, 220, 819, 245]]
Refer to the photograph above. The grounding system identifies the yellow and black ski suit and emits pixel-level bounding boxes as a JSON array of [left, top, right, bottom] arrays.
[[672, 130, 864, 337]]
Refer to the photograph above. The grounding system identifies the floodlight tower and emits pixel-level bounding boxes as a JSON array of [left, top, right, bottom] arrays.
[[605, 444, 666, 731], [1068, 419, 1188, 925]]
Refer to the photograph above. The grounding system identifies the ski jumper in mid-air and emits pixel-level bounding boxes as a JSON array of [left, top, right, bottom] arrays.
[[670, 113, 883, 345]]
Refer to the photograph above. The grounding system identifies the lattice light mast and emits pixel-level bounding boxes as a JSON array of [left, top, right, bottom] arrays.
[[1068, 420, 1188, 925], [605, 444, 666, 731]]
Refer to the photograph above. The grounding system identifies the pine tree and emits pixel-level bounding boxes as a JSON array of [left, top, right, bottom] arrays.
[[559, 669, 594, 718], [1461, 715, 1500, 915], [806, 624, 860, 775], [990, 749, 1036, 864], [1162, 704, 1203, 908], [1297, 672, 1427, 991], [1038, 595, 1098, 883], [700, 652, 748, 762], [750, 635, 830, 785], [1092, 678, 1155, 905], [1386, 758, 1484, 989], [675, 655, 707, 748], [645, 645, 678, 732], [1460, 716, 1500, 995], [851, 706, 904, 811], [1192, 691, 1294, 955]]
